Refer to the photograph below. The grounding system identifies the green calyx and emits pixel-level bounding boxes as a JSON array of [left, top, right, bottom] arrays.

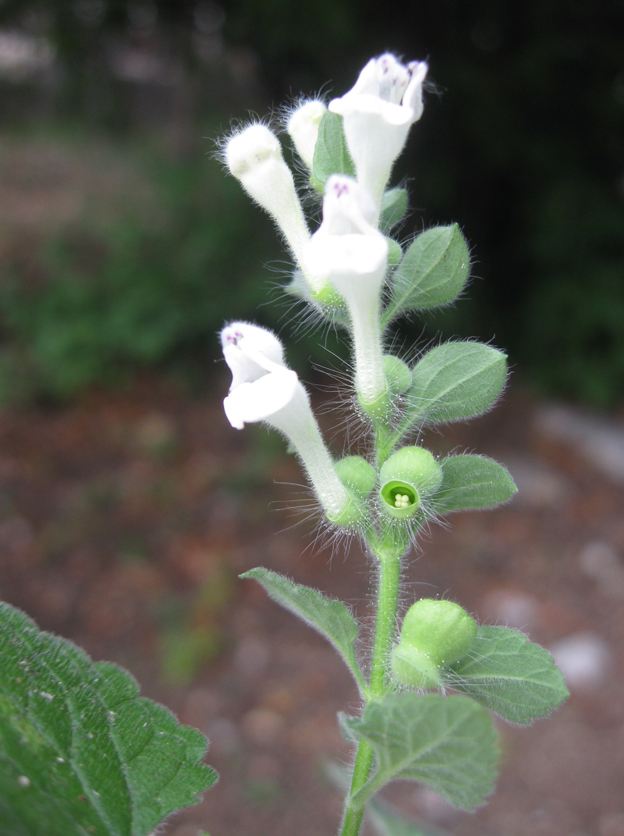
[[335, 456, 376, 497], [357, 386, 392, 422], [379, 446, 442, 519], [309, 282, 344, 308], [390, 643, 442, 689], [325, 490, 366, 529], [383, 355, 412, 396], [380, 480, 420, 519], [391, 598, 478, 689]]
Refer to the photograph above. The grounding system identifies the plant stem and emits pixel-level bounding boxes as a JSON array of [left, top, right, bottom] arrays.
[[339, 541, 402, 836]]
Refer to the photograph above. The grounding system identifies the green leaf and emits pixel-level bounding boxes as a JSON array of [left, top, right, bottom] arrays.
[[240, 568, 366, 695], [311, 111, 355, 191], [344, 693, 498, 811], [447, 626, 569, 725], [0, 602, 217, 836], [402, 342, 507, 430], [380, 189, 408, 233], [369, 798, 444, 836], [383, 225, 470, 323], [433, 455, 517, 513]]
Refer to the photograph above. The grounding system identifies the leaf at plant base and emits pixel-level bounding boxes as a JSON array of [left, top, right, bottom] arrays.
[[380, 189, 408, 233], [384, 225, 469, 322], [344, 693, 498, 811], [369, 798, 445, 836], [433, 455, 517, 513], [0, 602, 217, 836], [403, 342, 507, 429], [311, 111, 355, 191], [447, 626, 569, 725], [240, 568, 366, 694]]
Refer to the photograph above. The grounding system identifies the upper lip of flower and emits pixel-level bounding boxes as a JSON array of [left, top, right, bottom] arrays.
[[221, 322, 287, 388], [329, 54, 428, 125]]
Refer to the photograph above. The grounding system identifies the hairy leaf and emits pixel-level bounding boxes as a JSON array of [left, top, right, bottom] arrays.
[[344, 693, 498, 811], [311, 111, 355, 191], [384, 225, 469, 322], [403, 342, 507, 429], [433, 455, 517, 513], [240, 568, 365, 694], [380, 189, 408, 233], [0, 602, 217, 836], [447, 626, 569, 725]]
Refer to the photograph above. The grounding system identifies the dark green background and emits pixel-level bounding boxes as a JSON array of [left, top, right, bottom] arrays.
[[1, 0, 623, 405]]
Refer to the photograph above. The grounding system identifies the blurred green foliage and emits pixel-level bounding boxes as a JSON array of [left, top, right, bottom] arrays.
[[0, 128, 279, 402]]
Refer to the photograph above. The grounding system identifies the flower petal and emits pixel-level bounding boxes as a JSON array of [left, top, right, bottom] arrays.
[[223, 369, 299, 429]]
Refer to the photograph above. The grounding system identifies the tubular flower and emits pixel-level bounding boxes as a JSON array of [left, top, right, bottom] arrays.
[[221, 322, 359, 525], [225, 124, 310, 270], [303, 176, 389, 413], [329, 54, 428, 215]]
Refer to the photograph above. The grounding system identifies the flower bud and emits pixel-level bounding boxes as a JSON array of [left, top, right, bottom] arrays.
[[334, 455, 376, 497], [225, 124, 310, 269], [383, 355, 412, 395], [379, 446, 442, 519], [287, 100, 326, 170], [391, 598, 477, 689]]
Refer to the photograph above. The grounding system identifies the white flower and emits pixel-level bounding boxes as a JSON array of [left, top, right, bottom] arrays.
[[303, 176, 389, 411], [287, 100, 327, 170], [221, 322, 298, 430], [221, 322, 356, 523], [225, 124, 310, 269], [329, 54, 428, 215]]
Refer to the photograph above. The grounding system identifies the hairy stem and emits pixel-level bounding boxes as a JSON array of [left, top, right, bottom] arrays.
[[339, 541, 402, 836]]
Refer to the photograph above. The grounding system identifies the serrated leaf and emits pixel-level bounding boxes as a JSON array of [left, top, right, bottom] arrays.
[[401, 342, 507, 433], [311, 111, 355, 191], [369, 798, 444, 836], [0, 602, 217, 836], [240, 568, 366, 695], [447, 626, 569, 725], [380, 189, 408, 233], [433, 455, 517, 513], [344, 693, 498, 811], [383, 225, 469, 323]]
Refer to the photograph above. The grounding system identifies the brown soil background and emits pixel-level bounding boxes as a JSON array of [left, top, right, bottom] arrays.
[[1, 374, 623, 836]]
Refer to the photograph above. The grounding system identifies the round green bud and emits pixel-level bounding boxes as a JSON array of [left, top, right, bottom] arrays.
[[334, 456, 376, 497], [383, 355, 412, 396], [379, 446, 442, 519], [391, 599, 478, 689]]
